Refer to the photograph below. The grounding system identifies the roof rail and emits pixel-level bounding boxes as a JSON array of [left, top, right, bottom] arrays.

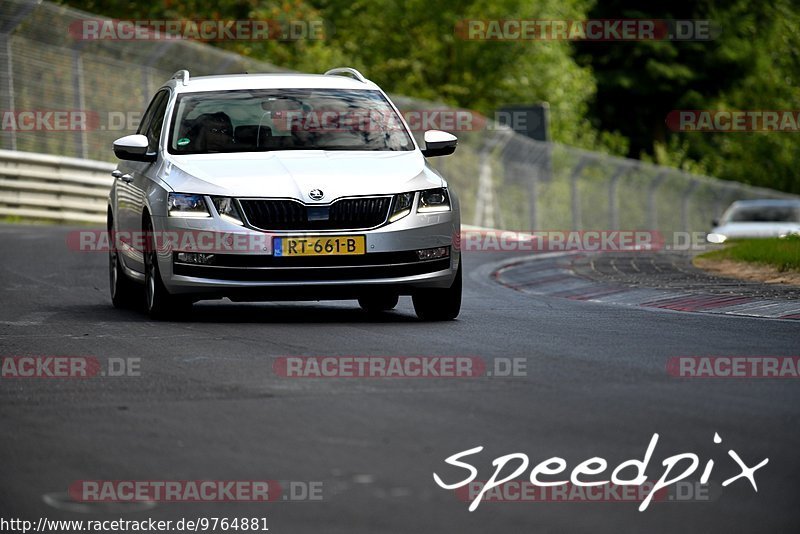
[[171, 70, 190, 86], [323, 67, 368, 83]]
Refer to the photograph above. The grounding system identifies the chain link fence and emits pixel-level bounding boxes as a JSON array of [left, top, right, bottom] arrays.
[[2, 0, 797, 233], [395, 97, 798, 236], [0, 0, 288, 161]]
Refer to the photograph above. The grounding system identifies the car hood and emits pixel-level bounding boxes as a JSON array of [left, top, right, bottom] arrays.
[[712, 222, 800, 238], [163, 150, 443, 201]]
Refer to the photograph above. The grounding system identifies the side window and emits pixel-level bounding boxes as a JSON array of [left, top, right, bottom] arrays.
[[136, 91, 163, 136], [137, 90, 170, 153]]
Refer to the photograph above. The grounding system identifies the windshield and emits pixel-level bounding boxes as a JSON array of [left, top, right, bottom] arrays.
[[725, 205, 800, 223], [168, 88, 415, 154]]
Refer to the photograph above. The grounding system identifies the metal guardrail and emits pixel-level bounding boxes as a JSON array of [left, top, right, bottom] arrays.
[[0, 149, 113, 223]]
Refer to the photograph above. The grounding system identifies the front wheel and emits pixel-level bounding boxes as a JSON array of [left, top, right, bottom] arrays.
[[412, 261, 462, 321], [144, 218, 191, 320]]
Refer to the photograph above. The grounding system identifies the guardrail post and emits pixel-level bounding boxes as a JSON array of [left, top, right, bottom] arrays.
[[530, 141, 552, 231], [680, 179, 700, 233], [70, 40, 88, 159], [712, 184, 742, 224], [474, 130, 514, 228], [528, 166, 538, 231], [500, 137, 548, 231], [569, 158, 588, 230], [475, 146, 495, 228], [0, 35, 15, 151], [646, 170, 667, 230], [607, 164, 631, 230]]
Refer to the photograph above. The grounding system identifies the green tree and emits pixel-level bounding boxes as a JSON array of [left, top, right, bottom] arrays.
[[576, 0, 799, 193]]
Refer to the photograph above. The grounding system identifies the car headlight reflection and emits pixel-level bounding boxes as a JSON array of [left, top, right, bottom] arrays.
[[706, 232, 727, 244]]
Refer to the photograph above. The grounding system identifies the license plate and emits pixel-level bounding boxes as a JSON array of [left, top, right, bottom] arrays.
[[274, 235, 366, 257]]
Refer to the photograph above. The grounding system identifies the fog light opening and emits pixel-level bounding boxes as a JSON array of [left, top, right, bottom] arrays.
[[176, 252, 216, 265], [416, 246, 449, 260]]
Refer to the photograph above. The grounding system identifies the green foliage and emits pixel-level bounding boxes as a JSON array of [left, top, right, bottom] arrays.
[[577, 0, 800, 193], [687, 2, 800, 193]]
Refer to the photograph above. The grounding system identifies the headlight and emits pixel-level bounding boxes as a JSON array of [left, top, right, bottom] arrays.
[[211, 196, 244, 225], [418, 188, 451, 213], [168, 193, 210, 218], [389, 192, 414, 222]]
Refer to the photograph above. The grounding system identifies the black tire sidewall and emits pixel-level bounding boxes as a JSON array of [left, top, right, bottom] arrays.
[[413, 259, 462, 320]]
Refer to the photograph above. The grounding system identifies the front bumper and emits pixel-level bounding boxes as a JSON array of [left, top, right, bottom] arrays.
[[152, 212, 460, 299]]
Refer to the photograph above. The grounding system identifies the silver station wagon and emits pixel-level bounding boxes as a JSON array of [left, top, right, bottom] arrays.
[[108, 68, 461, 320]]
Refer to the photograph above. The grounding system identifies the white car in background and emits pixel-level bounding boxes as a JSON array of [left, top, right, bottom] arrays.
[[108, 68, 461, 320], [707, 199, 800, 243]]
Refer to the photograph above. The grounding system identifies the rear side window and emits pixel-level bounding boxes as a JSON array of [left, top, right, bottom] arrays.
[[725, 205, 800, 223]]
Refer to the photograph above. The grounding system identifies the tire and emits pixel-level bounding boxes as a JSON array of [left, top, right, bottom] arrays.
[[412, 260, 462, 321], [108, 214, 141, 309], [109, 247, 142, 309], [358, 293, 399, 313], [143, 217, 191, 320]]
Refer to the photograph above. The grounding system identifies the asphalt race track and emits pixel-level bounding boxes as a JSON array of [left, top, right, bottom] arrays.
[[1, 223, 798, 533]]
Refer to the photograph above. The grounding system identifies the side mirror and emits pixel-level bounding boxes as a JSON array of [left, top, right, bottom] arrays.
[[711, 219, 719, 227], [422, 130, 457, 157], [113, 134, 156, 162]]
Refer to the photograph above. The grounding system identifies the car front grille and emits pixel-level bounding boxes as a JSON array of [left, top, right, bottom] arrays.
[[239, 196, 393, 231]]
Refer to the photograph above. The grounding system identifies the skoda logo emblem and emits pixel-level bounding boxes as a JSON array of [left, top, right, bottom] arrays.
[[309, 189, 324, 201]]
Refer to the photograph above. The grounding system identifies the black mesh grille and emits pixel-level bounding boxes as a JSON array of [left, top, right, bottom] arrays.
[[239, 197, 392, 230]]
